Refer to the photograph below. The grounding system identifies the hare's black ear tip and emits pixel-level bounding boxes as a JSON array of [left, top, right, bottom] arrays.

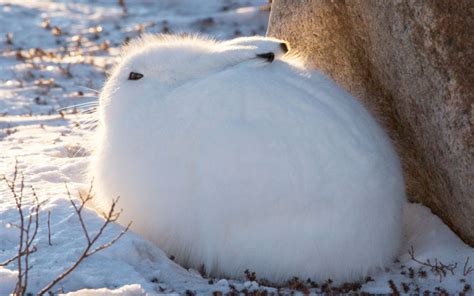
[[256, 52, 275, 62], [280, 42, 289, 53]]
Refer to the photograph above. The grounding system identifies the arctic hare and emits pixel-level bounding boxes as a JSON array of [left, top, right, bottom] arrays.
[[90, 34, 405, 283]]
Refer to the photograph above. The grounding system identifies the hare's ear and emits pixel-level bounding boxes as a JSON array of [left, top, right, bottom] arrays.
[[223, 36, 290, 56], [214, 39, 288, 68]]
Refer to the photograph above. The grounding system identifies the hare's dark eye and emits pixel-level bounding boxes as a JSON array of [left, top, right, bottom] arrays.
[[128, 72, 144, 80], [256, 52, 275, 62]]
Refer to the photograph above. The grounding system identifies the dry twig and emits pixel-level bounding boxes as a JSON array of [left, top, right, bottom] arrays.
[[37, 184, 131, 295], [408, 246, 457, 282], [118, 0, 127, 15], [1, 161, 42, 296], [47, 210, 52, 246], [463, 257, 473, 276], [2, 162, 131, 295]]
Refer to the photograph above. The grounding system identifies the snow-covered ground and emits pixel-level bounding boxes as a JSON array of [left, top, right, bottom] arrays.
[[0, 1, 472, 294]]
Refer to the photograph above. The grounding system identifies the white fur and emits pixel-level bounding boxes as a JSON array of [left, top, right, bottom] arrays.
[[90, 35, 405, 283]]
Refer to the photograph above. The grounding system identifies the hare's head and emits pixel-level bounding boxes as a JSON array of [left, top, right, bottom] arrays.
[[99, 35, 289, 114]]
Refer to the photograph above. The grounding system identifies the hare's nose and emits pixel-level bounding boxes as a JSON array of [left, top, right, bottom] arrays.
[[280, 42, 289, 53]]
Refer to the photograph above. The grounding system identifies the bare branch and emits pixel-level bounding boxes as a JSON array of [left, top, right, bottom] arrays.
[[15, 173, 25, 296], [66, 184, 90, 244], [22, 186, 42, 293], [77, 182, 94, 210], [23, 214, 32, 294], [38, 185, 131, 295], [1, 162, 43, 296], [3, 167, 130, 296], [88, 221, 132, 256], [38, 245, 90, 295], [408, 246, 457, 282], [0, 246, 37, 267], [28, 186, 42, 247], [47, 211, 52, 246], [88, 197, 120, 247], [463, 257, 473, 276]]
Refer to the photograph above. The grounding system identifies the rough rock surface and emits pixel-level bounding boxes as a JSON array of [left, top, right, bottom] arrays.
[[267, 0, 473, 245]]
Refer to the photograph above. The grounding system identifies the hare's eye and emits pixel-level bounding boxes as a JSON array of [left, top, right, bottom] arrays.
[[128, 72, 144, 80]]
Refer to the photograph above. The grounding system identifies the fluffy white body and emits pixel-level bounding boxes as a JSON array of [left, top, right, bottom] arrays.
[[90, 35, 405, 283]]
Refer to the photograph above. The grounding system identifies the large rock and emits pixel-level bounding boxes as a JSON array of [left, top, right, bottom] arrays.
[[267, 0, 473, 245]]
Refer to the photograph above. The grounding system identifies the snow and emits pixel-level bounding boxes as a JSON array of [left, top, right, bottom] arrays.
[[61, 284, 146, 296], [0, 268, 17, 295], [0, 0, 472, 295]]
